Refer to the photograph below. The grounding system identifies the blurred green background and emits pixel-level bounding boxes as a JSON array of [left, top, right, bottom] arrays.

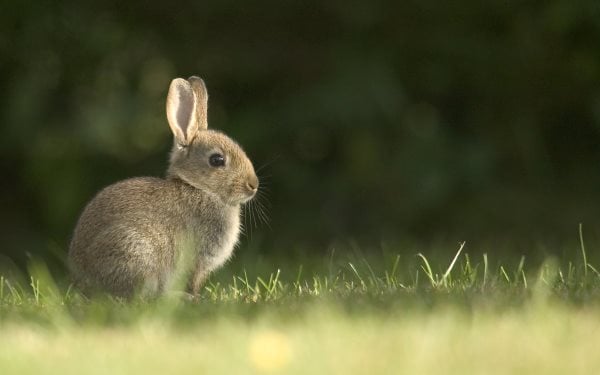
[[1, 0, 600, 270]]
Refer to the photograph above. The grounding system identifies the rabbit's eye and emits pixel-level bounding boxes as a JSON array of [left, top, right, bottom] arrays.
[[209, 153, 226, 167]]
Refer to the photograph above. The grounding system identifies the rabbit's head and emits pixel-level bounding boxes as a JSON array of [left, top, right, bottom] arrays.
[[166, 76, 258, 206]]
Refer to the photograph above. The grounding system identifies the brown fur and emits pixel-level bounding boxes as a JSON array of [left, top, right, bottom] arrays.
[[68, 76, 258, 298]]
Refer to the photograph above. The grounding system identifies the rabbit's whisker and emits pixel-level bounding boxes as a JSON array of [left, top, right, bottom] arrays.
[[256, 154, 281, 173]]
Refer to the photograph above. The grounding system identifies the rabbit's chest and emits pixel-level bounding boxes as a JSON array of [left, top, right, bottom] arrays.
[[208, 212, 240, 268], [187, 207, 240, 270]]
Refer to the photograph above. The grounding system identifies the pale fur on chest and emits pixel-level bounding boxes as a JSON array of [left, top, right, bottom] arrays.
[[204, 209, 240, 271], [182, 202, 241, 273]]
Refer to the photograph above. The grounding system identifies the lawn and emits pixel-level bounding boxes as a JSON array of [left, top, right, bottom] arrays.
[[1, 240, 600, 374]]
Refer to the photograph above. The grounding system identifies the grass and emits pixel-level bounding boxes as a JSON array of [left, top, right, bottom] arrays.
[[1, 239, 600, 374]]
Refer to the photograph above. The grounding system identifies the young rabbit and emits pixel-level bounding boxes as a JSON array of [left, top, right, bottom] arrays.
[[68, 76, 258, 298]]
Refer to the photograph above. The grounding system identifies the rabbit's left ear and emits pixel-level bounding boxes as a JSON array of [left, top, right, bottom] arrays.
[[166, 78, 199, 146], [188, 76, 209, 131]]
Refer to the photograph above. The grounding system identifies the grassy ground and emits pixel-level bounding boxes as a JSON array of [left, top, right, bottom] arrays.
[[1, 240, 600, 374]]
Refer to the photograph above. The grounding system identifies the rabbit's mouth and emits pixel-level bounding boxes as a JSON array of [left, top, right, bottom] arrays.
[[223, 187, 256, 206], [238, 178, 258, 204], [239, 190, 257, 204]]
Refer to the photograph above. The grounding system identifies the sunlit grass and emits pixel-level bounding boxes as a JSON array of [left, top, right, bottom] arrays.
[[1, 301, 599, 374], [1, 240, 600, 374]]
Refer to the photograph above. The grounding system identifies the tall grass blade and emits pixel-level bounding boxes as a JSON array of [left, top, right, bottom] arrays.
[[441, 242, 466, 287], [579, 223, 588, 279], [417, 253, 436, 287]]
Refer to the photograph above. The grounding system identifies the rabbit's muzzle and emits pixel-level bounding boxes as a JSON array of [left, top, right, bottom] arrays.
[[241, 174, 259, 203]]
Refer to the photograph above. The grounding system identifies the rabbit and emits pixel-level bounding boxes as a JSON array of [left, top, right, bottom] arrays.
[[68, 76, 259, 298]]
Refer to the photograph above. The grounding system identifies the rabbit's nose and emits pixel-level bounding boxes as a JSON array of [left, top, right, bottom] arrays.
[[246, 181, 258, 192], [247, 175, 259, 193]]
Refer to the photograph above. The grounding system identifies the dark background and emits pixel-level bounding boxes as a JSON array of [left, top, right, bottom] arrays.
[[1, 0, 600, 271]]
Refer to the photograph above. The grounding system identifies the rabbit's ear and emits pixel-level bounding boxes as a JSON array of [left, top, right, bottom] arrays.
[[166, 78, 199, 146], [188, 76, 209, 131]]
